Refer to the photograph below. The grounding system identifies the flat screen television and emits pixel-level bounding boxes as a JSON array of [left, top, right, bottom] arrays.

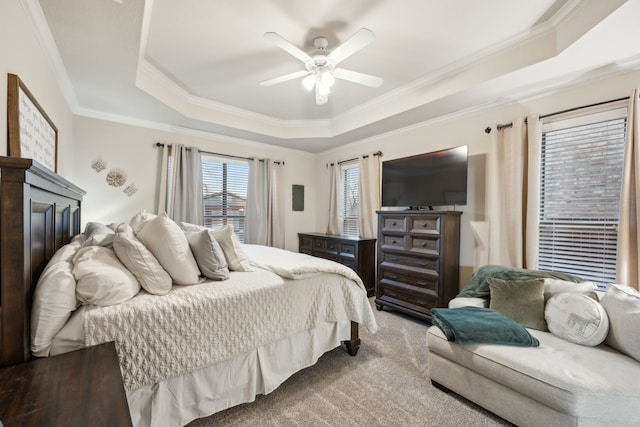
[[381, 145, 468, 209]]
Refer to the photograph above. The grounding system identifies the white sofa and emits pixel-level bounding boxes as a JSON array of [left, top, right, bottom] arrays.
[[426, 270, 640, 427]]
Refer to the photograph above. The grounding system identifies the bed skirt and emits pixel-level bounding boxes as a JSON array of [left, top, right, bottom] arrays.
[[126, 320, 351, 427]]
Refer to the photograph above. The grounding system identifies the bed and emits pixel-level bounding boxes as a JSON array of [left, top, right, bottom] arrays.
[[0, 156, 377, 426]]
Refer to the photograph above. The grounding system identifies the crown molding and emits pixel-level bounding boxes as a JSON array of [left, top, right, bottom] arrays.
[[20, 0, 79, 112]]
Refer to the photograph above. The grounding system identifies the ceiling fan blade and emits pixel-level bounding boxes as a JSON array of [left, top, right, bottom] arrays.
[[333, 68, 383, 88], [260, 70, 309, 87], [327, 28, 375, 64], [264, 32, 311, 63]]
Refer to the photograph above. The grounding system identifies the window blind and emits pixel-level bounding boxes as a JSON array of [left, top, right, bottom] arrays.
[[201, 154, 249, 242], [538, 117, 626, 287], [342, 163, 360, 237]]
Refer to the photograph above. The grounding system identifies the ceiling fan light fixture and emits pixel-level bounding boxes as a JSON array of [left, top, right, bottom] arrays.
[[302, 74, 316, 91], [320, 68, 335, 88]]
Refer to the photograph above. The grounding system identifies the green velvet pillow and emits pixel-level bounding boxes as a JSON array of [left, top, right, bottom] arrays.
[[488, 278, 546, 331]]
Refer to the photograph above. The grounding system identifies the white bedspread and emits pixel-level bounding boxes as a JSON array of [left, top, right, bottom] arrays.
[[83, 245, 377, 392]]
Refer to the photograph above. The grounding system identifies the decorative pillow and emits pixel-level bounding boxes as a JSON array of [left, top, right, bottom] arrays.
[[112, 224, 172, 295], [186, 230, 230, 281], [129, 210, 157, 235], [136, 212, 201, 285], [600, 284, 640, 362], [208, 224, 255, 272], [545, 292, 609, 346], [73, 246, 141, 306], [543, 278, 597, 302], [31, 241, 83, 357], [488, 278, 546, 330], [181, 221, 206, 232]]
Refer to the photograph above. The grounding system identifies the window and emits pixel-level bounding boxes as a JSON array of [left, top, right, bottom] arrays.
[[201, 154, 249, 242], [538, 108, 627, 288], [342, 162, 360, 237]]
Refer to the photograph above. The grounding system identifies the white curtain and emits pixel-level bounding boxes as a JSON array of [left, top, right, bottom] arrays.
[[487, 115, 541, 268], [157, 144, 203, 225], [617, 89, 640, 290], [246, 159, 285, 248], [327, 163, 343, 235], [358, 154, 381, 238]]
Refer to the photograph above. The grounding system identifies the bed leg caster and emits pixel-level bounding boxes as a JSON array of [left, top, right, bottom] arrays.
[[342, 338, 361, 356]]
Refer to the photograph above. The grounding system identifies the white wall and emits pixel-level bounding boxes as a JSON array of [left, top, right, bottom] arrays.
[[72, 116, 317, 251], [0, 0, 74, 176], [315, 69, 640, 288]]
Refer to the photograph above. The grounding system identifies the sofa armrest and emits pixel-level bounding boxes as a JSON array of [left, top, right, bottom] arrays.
[[448, 297, 489, 309]]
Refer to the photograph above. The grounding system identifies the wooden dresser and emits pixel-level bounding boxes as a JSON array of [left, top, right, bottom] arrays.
[[0, 342, 132, 426], [375, 211, 461, 321], [299, 232, 376, 296]]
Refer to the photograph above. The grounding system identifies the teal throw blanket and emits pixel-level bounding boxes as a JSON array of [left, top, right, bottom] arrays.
[[457, 265, 585, 299], [431, 307, 540, 347]]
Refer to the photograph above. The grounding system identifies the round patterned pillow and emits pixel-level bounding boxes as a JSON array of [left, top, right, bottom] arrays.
[[545, 292, 609, 346]]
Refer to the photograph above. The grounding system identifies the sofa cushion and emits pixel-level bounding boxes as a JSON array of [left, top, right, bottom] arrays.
[[545, 293, 609, 346], [488, 278, 546, 331], [601, 284, 640, 362], [427, 326, 640, 423]]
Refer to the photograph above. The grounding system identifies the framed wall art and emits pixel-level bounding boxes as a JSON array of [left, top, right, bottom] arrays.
[[7, 73, 58, 172]]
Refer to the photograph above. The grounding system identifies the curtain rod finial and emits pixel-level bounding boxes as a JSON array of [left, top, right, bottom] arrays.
[[484, 127, 492, 134]]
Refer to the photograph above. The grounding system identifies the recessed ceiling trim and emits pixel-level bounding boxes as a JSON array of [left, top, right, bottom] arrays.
[[136, 0, 627, 142]]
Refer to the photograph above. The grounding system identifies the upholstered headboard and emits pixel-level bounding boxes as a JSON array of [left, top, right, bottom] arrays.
[[0, 156, 85, 367]]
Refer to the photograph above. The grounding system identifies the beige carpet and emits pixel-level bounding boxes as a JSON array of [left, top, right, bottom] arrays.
[[187, 299, 513, 426]]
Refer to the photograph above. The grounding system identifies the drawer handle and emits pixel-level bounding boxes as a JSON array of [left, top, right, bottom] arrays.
[[388, 256, 398, 262], [387, 274, 398, 280], [417, 281, 427, 286], [423, 223, 428, 228], [418, 262, 428, 267], [391, 222, 397, 226], [421, 242, 427, 247]]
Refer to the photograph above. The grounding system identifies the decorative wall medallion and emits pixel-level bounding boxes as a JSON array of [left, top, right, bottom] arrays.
[[91, 156, 107, 173], [106, 168, 127, 187], [123, 183, 138, 197]]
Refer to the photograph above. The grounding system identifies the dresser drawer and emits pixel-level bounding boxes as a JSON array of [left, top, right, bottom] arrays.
[[409, 236, 440, 255], [299, 235, 312, 252], [381, 252, 439, 273], [380, 234, 406, 250], [340, 242, 356, 259], [381, 216, 406, 232], [378, 283, 437, 315], [379, 268, 438, 293], [409, 216, 441, 234]]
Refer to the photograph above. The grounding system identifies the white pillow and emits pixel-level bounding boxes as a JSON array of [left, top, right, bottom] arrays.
[[31, 241, 83, 357], [545, 292, 609, 346], [543, 278, 597, 302], [136, 212, 201, 285], [186, 230, 230, 281], [129, 210, 157, 235], [73, 246, 141, 306], [600, 284, 640, 362], [208, 224, 255, 272], [113, 224, 172, 295]]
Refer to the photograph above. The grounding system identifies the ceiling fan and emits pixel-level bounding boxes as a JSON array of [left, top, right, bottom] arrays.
[[260, 28, 384, 105]]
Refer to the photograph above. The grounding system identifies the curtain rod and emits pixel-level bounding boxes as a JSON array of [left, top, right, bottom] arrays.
[[326, 151, 383, 167], [484, 96, 630, 134], [154, 142, 284, 165]]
